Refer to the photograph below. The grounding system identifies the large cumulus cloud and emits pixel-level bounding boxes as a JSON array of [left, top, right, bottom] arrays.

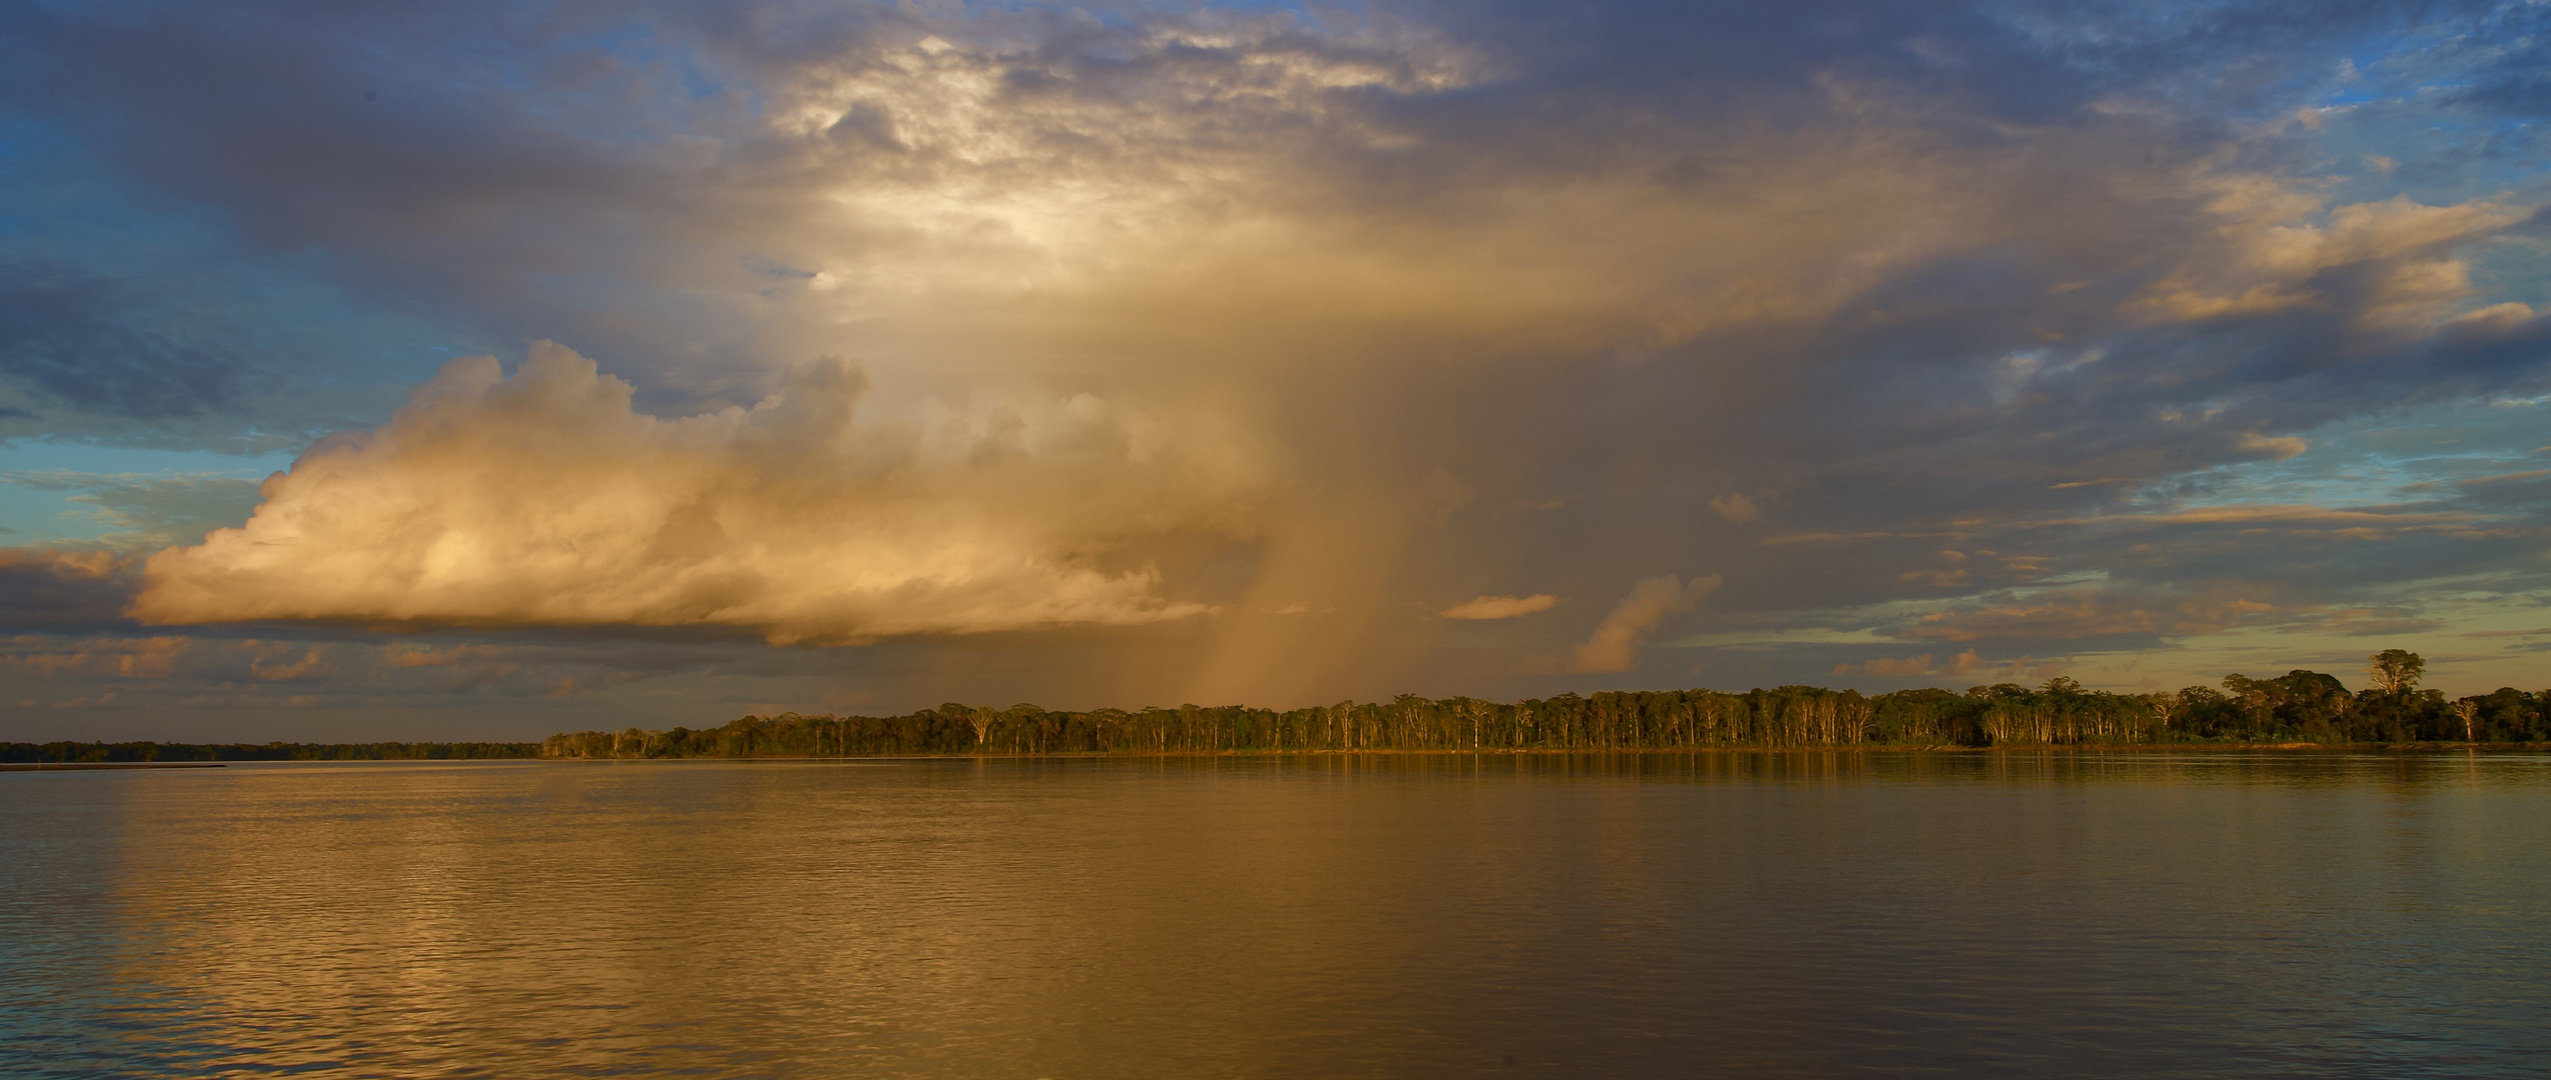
[[135, 343, 1270, 643]]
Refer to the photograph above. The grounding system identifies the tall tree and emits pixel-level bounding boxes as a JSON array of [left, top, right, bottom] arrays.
[[2368, 650, 2425, 695]]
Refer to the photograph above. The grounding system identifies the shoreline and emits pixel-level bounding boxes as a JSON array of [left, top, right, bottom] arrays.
[[537, 741, 2551, 761], [11, 744, 2541, 770], [0, 761, 228, 772]]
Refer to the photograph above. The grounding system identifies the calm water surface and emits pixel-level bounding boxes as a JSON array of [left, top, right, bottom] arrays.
[[3, 752, 2546, 1077]]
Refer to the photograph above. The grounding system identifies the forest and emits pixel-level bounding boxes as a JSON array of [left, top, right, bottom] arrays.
[[0, 741, 540, 764], [541, 651, 2549, 759]]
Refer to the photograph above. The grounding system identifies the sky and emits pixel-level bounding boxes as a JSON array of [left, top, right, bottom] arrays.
[[2, 0, 2547, 742]]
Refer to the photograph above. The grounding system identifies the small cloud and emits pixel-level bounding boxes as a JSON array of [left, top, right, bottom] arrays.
[[251, 648, 327, 681], [2443, 301, 2534, 334], [1834, 653, 1933, 677], [1441, 594, 1559, 620], [382, 643, 518, 668], [1, 634, 190, 679], [1902, 587, 2282, 643], [1570, 574, 1720, 673], [2237, 432, 2309, 460], [2306, 608, 2446, 638], [115, 637, 190, 678], [2457, 470, 2551, 487], [1709, 493, 1761, 524]]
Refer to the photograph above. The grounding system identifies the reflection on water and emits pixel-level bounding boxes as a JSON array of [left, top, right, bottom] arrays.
[[4, 752, 2546, 1077]]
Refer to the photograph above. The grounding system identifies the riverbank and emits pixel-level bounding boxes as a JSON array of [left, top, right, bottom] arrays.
[[0, 761, 227, 771], [1, 741, 540, 765]]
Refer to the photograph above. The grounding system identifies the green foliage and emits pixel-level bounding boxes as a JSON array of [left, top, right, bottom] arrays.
[[539, 663, 2551, 758], [17, 657, 2534, 767], [2367, 649, 2426, 694]]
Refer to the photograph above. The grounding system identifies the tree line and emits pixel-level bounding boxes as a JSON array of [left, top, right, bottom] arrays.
[[1, 740, 540, 764], [542, 650, 2549, 758]]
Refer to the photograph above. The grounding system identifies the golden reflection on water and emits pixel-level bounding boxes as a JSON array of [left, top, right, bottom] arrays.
[[6, 752, 2548, 1078]]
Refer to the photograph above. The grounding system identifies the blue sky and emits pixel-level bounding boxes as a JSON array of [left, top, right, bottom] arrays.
[[1, 0, 2545, 740]]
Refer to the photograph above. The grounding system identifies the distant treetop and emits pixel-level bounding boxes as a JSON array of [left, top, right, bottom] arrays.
[[2368, 650, 2425, 695]]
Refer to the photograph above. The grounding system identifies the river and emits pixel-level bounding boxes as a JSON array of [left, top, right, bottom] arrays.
[[4, 751, 2544, 1077]]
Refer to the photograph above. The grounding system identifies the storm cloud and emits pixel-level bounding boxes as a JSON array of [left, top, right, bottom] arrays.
[[3, 0, 2547, 737]]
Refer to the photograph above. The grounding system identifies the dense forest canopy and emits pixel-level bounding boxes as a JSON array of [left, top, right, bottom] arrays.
[[11, 654, 2535, 765], [542, 652, 2549, 759]]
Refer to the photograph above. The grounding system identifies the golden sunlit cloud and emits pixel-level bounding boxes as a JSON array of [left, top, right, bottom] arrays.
[[1709, 493, 1762, 524], [1571, 574, 1720, 674], [134, 343, 1271, 643], [1440, 594, 1560, 620]]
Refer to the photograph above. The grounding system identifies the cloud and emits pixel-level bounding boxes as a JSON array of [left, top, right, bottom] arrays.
[[0, 260, 262, 420], [1834, 653, 1934, 677], [134, 343, 1271, 644], [1440, 594, 1559, 620], [0, 548, 143, 633], [2235, 432, 2309, 461], [0, 634, 190, 679], [1, 471, 265, 549], [1570, 574, 1720, 674], [250, 646, 329, 681], [1831, 648, 2032, 681], [1903, 588, 2283, 643], [2305, 609, 2447, 638], [1709, 493, 1761, 524]]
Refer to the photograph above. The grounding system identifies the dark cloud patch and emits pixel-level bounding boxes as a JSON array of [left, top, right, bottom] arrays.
[[1393, 0, 2467, 125], [0, 0, 758, 384], [0, 549, 143, 633], [0, 261, 262, 420], [2436, 2, 2551, 117], [2434, 306, 2551, 380]]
